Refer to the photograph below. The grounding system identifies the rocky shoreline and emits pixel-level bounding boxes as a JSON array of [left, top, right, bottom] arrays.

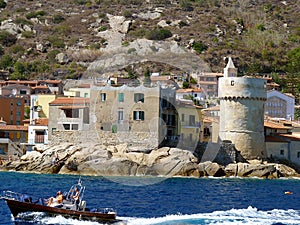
[[1, 143, 299, 179]]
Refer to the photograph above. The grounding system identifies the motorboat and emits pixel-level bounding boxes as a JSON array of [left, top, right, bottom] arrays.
[[0, 179, 117, 222]]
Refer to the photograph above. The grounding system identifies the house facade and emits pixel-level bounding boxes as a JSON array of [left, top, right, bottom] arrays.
[[197, 72, 223, 98], [0, 96, 25, 125], [90, 84, 177, 149], [265, 90, 295, 120], [176, 100, 202, 150], [265, 120, 300, 166], [48, 97, 90, 138]]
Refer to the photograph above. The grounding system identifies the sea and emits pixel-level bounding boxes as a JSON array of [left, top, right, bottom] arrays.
[[0, 171, 300, 225]]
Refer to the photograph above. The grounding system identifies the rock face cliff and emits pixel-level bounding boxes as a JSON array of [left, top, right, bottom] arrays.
[[1, 143, 298, 179]]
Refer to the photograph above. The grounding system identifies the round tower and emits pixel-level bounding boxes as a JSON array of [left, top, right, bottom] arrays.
[[218, 57, 267, 160]]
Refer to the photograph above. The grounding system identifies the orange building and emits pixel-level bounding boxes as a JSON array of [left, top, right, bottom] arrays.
[[0, 96, 25, 125]]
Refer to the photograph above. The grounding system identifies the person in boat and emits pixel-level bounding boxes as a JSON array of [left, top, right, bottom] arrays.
[[46, 190, 63, 207], [72, 187, 80, 210]]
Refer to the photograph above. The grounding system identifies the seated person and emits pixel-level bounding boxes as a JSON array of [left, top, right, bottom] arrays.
[[46, 191, 63, 207]]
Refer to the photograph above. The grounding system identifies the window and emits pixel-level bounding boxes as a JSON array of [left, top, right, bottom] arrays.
[[72, 124, 79, 130], [181, 114, 185, 122], [100, 93, 106, 102], [189, 133, 193, 141], [17, 101, 22, 106], [84, 93, 88, 98], [189, 115, 195, 126], [20, 90, 27, 95], [63, 124, 70, 130], [118, 109, 124, 122], [52, 128, 56, 134], [118, 93, 124, 102], [134, 93, 144, 103], [64, 109, 79, 118], [280, 149, 284, 155], [133, 111, 144, 121], [297, 152, 300, 158]]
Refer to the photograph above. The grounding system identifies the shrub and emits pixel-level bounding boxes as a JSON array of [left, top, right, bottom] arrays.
[[0, 0, 6, 8], [98, 26, 107, 32], [47, 36, 65, 48], [0, 45, 3, 56], [26, 10, 46, 19], [55, 24, 72, 36], [10, 45, 25, 55], [22, 31, 34, 38], [15, 17, 33, 26], [53, 14, 65, 24], [47, 50, 60, 63], [192, 41, 208, 53], [0, 31, 17, 46], [129, 28, 147, 38], [146, 28, 172, 40], [0, 54, 14, 70], [122, 10, 133, 18]]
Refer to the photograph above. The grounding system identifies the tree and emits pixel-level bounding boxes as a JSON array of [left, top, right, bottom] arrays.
[[295, 108, 300, 120], [0, 54, 14, 70], [287, 47, 300, 73]]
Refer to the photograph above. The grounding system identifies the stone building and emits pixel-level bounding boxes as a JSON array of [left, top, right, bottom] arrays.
[[218, 57, 267, 160], [90, 84, 177, 149], [48, 97, 90, 138]]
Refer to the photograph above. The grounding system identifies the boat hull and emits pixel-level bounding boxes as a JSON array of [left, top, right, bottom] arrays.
[[4, 199, 116, 222]]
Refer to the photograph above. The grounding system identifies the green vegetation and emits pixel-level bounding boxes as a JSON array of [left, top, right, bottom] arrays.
[[146, 28, 172, 41], [0, 31, 17, 46], [53, 14, 65, 24], [0, 0, 6, 8], [192, 41, 208, 54], [25, 11, 46, 19]]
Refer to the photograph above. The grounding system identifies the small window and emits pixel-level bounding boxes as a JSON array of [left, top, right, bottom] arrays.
[[133, 111, 144, 121], [118, 93, 124, 102], [280, 149, 284, 155], [64, 109, 79, 118], [20, 90, 27, 95], [181, 114, 185, 122], [134, 93, 144, 103], [118, 110, 124, 121], [63, 124, 71, 130], [101, 93, 106, 102], [297, 152, 300, 158], [17, 101, 22, 106], [72, 124, 79, 130], [84, 93, 88, 98]]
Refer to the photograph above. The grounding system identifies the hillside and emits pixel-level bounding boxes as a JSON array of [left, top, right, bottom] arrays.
[[0, 0, 299, 81]]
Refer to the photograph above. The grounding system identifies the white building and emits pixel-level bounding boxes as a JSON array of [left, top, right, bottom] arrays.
[[266, 90, 295, 120]]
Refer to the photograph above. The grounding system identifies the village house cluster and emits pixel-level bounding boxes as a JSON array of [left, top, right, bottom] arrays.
[[0, 58, 300, 167]]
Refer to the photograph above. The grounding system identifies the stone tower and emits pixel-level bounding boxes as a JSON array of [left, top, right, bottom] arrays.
[[218, 57, 267, 160]]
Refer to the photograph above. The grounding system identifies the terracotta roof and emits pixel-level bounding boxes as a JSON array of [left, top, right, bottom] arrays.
[[0, 125, 28, 131], [31, 85, 50, 89], [176, 88, 202, 93], [34, 118, 48, 126], [264, 121, 290, 129], [59, 106, 88, 109], [40, 80, 62, 84], [77, 84, 90, 88], [278, 134, 300, 141], [49, 97, 90, 105], [202, 105, 220, 111]]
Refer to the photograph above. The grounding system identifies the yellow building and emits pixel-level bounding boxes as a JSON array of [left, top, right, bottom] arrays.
[[176, 100, 203, 150]]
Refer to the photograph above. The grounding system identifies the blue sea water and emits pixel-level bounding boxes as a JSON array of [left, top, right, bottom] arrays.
[[0, 172, 300, 225]]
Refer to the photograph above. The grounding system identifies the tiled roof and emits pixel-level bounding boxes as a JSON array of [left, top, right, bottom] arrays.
[[264, 121, 290, 129], [77, 84, 90, 88], [49, 97, 90, 105], [40, 80, 62, 84], [31, 85, 50, 89], [0, 125, 28, 131], [176, 88, 202, 93], [34, 118, 48, 126]]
